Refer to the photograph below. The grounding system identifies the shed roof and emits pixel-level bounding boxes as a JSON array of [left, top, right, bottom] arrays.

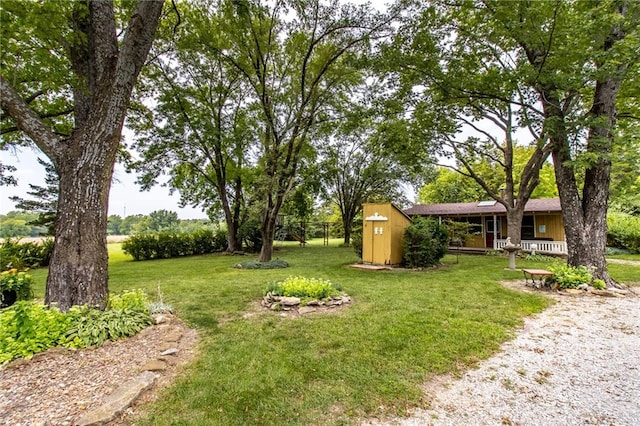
[[404, 198, 562, 216]]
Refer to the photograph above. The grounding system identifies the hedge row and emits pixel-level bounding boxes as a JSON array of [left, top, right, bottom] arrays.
[[122, 229, 228, 261]]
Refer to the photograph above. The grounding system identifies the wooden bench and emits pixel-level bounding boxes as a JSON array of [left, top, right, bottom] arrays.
[[522, 269, 554, 287]]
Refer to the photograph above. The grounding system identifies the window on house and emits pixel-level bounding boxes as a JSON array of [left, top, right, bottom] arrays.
[[522, 215, 535, 239]]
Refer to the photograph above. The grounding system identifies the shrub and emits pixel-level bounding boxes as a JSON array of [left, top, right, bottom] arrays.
[[265, 276, 342, 300], [122, 229, 228, 261], [403, 218, 449, 268], [0, 302, 72, 364], [547, 263, 593, 289], [0, 238, 54, 271], [607, 211, 640, 254], [0, 289, 155, 364], [351, 226, 363, 258], [239, 219, 262, 253], [0, 269, 34, 307], [107, 289, 149, 312], [236, 259, 289, 269]]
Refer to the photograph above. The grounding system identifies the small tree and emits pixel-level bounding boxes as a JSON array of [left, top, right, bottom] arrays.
[[403, 218, 449, 268], [9, 158, 58, 236]]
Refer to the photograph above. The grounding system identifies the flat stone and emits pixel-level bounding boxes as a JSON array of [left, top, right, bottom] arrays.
[[564, 289, 583, 295], [142, 359, 167, 372], [280, 296, 301, 306], [152, 314, 171, 325], [160, 355, 179, 365], [161, 348, 179, 356], [75, 371, 157, 426], [163, 331, 183, 343], [158, 342, 176, 352], [298, 306, 317, 315]]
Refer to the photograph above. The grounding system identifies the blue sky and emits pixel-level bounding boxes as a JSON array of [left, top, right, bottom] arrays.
[[1, 146, 207, 219]]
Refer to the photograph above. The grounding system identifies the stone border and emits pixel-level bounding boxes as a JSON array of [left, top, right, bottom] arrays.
[[261, 293, 352, 315]]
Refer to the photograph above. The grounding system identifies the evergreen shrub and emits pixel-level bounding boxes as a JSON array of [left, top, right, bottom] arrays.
[[403, 218, 449, 268]]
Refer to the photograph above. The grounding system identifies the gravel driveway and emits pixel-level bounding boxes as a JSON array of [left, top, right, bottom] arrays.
[[366, 285, 639, 426]]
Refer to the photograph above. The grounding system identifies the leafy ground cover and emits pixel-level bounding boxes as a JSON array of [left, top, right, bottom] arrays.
[[24, 240, 638, 425]]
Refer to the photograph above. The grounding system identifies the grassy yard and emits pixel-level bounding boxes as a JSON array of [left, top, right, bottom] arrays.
[[26, 241, 639, 425]]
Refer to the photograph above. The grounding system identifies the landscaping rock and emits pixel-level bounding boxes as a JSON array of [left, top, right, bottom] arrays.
[[142, 360, 167, 372], [280, 296, 301, 306], [160, 348, 179, 356], [298, 306, 317, 315], [75, 371, 157, 426], [152, 314, 171, 325]]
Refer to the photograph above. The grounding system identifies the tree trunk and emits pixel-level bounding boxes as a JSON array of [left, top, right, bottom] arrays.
[[259, 211, 278, 262], [1, 1, 163, 310], [505, 207, 524, 246], [46, 138, 115, 310]]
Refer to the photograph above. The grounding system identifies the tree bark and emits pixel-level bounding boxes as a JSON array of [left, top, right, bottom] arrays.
[[46, 137, 115, 308], [505, 207, 524, 246], [1, 0, 164, 310], [259, 211, 278, 262]]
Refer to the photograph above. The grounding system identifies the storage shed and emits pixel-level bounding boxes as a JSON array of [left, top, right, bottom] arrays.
[[362, 203, 412, 265]]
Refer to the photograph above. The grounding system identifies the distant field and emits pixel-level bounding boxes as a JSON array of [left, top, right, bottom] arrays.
[[0, 235, 129, 244]]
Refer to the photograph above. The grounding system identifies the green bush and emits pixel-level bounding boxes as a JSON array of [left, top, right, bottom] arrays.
[[122, 229, 228, 261], [0, 302, 73, 364], [0, 269, 34, 307], [239, 219, 262, 253], [547, 263, 593, 289], [607, 211, 640, 254], [265, 276, 342, 300], [107, 289, 149, 312], [351, 226, 363, 258], [0, 290, 154, 364], [236, 259, 289, 269], [403, 217, 449, 268], [0, 238, 54, 271]]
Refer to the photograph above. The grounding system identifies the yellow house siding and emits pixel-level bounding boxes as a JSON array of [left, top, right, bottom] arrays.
[[534, 214, 565, 241]]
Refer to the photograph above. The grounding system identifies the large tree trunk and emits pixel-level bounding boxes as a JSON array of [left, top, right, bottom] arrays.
[[0, 0, 164, 310], [505, 207, 524, 246], [46, 140, 116, 309]]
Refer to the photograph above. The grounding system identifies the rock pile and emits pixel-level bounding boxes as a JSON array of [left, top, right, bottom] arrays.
[[261, 292, 352, 314]]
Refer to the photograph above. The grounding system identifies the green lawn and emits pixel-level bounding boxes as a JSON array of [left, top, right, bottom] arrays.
[[26, 242, 638, 425]]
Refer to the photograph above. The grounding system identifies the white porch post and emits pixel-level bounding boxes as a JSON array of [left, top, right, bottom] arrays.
[[493, 214, 497, 249]]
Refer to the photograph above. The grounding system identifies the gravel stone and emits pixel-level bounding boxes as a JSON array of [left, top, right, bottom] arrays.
[[364, 283, 640, 426]]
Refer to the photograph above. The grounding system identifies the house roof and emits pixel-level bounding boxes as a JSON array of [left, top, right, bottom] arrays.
[[404, 198, 562, 216]]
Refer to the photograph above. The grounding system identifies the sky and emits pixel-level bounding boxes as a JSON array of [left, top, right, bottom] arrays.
[[1, 146, 207, 219]]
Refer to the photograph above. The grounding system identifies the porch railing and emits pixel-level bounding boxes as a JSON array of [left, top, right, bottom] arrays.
[[495, 239, 567, 254]]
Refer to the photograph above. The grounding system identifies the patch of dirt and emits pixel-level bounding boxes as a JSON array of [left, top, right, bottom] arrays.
[[0, 315, 198, 426]]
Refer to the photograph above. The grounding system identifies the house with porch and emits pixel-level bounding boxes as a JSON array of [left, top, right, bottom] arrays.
[[404, 198, 567, 254]]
